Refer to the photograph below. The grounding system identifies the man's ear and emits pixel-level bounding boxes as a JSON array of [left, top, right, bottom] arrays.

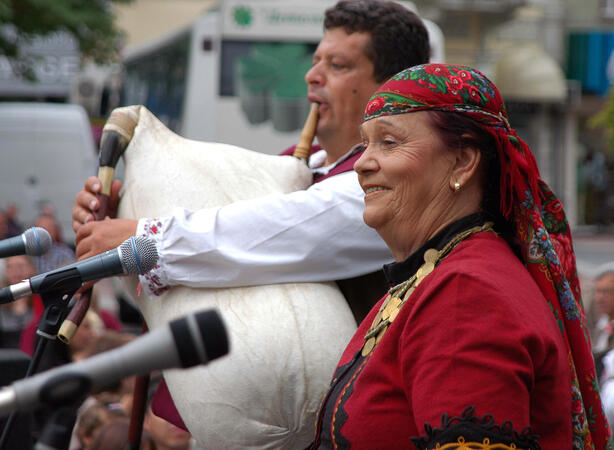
[[449, 145, 482, 191]]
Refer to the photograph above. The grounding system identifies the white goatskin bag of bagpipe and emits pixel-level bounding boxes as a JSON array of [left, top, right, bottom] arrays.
[[114, 105, 357, 449]]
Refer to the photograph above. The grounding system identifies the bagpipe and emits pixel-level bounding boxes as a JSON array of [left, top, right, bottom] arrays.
[[64, 104, 357, 448]]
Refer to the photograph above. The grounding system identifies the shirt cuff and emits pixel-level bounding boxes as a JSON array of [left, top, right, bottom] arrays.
[[137, 217, 170, 297]]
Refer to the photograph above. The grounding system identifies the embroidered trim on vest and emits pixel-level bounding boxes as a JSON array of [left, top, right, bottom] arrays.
[[410, 406, 541, 450]]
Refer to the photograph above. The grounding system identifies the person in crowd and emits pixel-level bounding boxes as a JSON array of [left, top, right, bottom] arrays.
[[599, 350, 614, 435], [72, 402, 127, 450], [90, 417, 156, 450], [594, 265, 614, 434], [90, 280, 125, 332], [33, 212, 75, 274], [4, 203, 23, 237], [71, 0, 430, 429], [592, 266, 614, 355], [68, 310, 105, 361], [310, 63, 610, 448], [0, 255, 42, 348], [0, 210, 8, 241], [578, 269, 601, 340]]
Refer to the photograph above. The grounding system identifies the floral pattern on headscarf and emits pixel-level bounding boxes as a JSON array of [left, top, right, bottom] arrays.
[[364, 63, 611, 449]]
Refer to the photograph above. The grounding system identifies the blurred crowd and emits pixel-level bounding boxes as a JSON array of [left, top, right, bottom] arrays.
[[0, 203, 199, 449]]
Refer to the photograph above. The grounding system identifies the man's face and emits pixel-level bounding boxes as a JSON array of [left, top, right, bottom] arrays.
[[595, 273, 614, 319], [305, 28, 381, 148]]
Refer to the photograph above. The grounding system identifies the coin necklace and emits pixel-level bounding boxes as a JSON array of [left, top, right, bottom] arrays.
[[361, 222, 495, 357]]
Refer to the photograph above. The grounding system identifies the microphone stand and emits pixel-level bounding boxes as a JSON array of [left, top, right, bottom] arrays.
[[127, 322, 150, 450], [34, 406, 79, 450], [0, 268, 83, 450], [33, 371, 91, 450]]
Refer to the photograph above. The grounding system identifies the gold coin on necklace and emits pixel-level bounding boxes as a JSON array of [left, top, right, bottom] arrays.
[[375, 294, 391, 320], [423, 248, 438, 264], [375, 325, 387, 344], [371, 309, 383, 328], [416, 262, 435, 279], [362, 337, 376, 357], [402, 286, 415, 301], [382, 296, 401, 319], [388, 305, 401, 322], [359, 226, 492, 360], [421, 261, 435, 275]]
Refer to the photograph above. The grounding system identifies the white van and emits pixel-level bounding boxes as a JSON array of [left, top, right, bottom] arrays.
[[0, 102, 97, 242]]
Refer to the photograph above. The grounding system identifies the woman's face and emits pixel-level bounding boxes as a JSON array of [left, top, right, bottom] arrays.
[[355, 111, 456, 259]]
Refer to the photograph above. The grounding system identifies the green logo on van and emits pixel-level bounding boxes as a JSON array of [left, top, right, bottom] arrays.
[[233, 6, 253, 27]]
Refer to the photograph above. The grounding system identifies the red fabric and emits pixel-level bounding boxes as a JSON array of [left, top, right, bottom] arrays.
[[279, 144, 321, 156], [19, 312, 38, 356], [19, 295, 44, 355], [98, 309, 122, 332], [314, 232, 571, 448], [151, 142, 364, 431], [151, 377, 187, 429], [32, 294, 43, 317]]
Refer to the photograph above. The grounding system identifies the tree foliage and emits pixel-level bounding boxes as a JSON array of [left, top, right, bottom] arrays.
[[0, 0, 132, 80]]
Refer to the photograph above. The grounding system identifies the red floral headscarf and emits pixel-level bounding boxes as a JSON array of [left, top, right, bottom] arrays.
[[364, 63, 610, 448]]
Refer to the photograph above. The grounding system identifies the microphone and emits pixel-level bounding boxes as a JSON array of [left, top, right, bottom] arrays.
[[0, 309, 229, 416], [0, 227, 52, 258], [0, 236, 157, 303]]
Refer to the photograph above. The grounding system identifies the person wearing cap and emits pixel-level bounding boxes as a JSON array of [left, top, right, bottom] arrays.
[[311, 63, 610, 448]]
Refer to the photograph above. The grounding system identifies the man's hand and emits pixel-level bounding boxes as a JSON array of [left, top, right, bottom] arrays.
[[73, 175, 138, 260], [72, 176, 123, 233], [75, 217, 139, 260]]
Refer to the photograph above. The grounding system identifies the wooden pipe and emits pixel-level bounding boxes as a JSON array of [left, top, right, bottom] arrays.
[[292, 103, 319, 162], [58, 108, 138, 344]]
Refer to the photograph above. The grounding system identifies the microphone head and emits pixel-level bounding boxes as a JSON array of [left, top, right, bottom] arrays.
[[119, 237, 158, 275], [23, 227, 53, 256], [170, 309, 229, 368], [195, 309, 229, 362]]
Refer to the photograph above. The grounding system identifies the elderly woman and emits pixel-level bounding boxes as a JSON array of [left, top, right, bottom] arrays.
[[311, 64, 609, 449]]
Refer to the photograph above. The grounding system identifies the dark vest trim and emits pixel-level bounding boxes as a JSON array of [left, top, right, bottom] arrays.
[[410, 406, 541, 450]]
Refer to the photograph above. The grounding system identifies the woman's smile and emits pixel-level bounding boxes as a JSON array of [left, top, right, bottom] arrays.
[[363, 185, 390, 197]]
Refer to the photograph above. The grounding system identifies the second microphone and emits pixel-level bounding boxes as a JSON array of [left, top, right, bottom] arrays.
[[0, 236, 158, 304]]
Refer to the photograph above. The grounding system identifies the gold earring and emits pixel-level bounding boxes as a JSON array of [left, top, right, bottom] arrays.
[[454, 182, 461, 192]]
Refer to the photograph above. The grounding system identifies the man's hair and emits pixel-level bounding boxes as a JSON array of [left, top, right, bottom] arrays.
[[324, 0, 430, 83]]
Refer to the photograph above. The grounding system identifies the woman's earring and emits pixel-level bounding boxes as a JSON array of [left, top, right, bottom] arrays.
[[454, 182, 461, 192]]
